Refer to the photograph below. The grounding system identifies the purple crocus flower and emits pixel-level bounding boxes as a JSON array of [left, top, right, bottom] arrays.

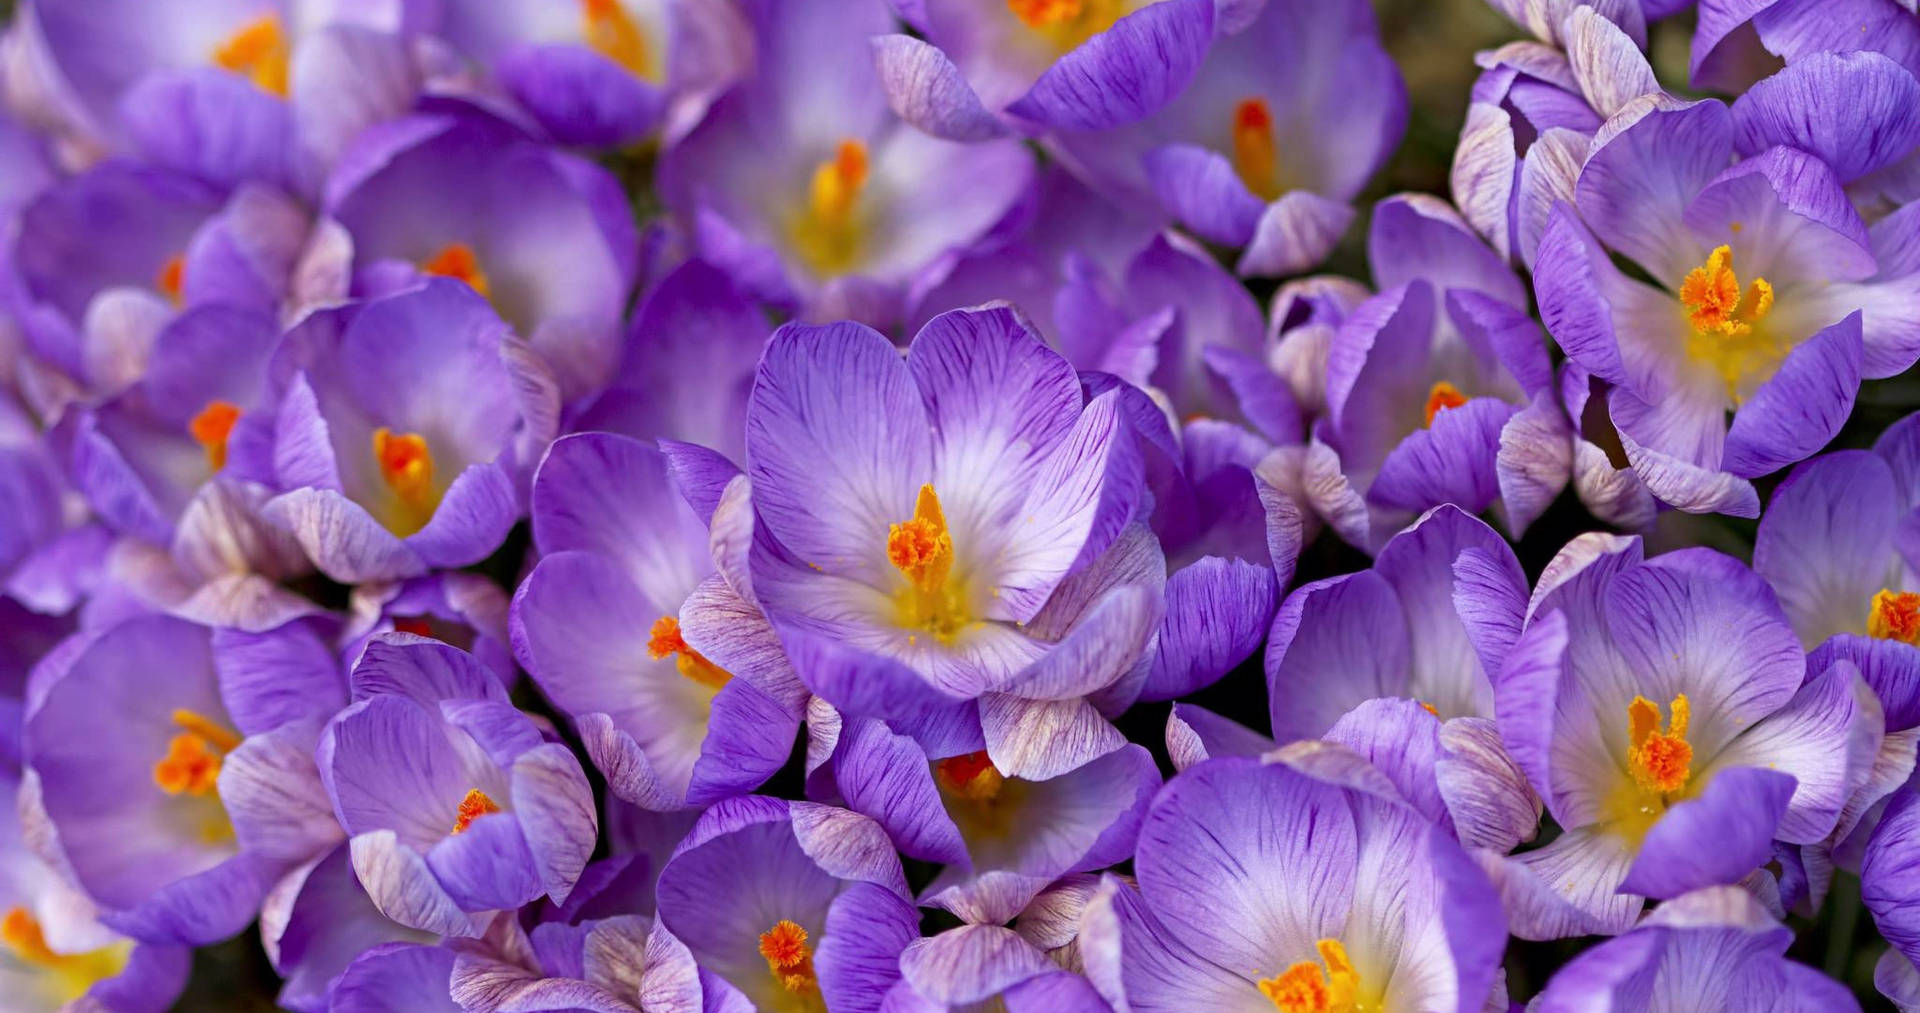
[[1690, 0, 1919, 95], [0, 767, 190, 1013], [1532, 886, 1859, 1012], [318, 636, 598, 938], [1079, 752, 1506, 1012], [1488, 537, 1875, 938], [428, 0, 751, 147], [262, 279, 559, 585], [653, 796, 920, 1013], [871, 0, 1214, 140], [1532, 86, 1920, 515], [329, 943, 463, 1013], [744, 306, 1159, 781], [512, 432, 805, 810], [657, 0, 1034, 326], [1865, 785, 1920, 1010], [447, 906, 703, 1013], [321, 106, 639, 399], [883, 921, 1112, 1012], [261, 842, 435, 1013], [1049, 0, 1406, 276]]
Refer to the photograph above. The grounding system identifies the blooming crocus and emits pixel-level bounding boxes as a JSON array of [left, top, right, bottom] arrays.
[[657, 0, 1034, 326], [263, 279, 558, 585], [1489, 536, 1874, 938], [512, 432, 804, 810], [429, 0, 750, 147], [871, 0, 1214, 140], [1079, 753, 1506, 1012], [1532, 886, 1860, 1012], [1049, 0, 1405, 276], [1689, 0, 1919, 95], [1533, 86, 1920, 515], [745, 306, 1158, 780], [322, 106, 638, 399], [883, 922, 1112, 1012], [0, 767, 189, 1013], [654, 796, 920, 1013], [1306, 195, 1567, 547]]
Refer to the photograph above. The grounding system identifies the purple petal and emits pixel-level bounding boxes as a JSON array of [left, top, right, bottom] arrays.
[[1005, 0, 1213, 131]]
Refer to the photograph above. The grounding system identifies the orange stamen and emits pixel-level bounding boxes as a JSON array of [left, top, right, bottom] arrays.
[[189, 400, 241, 473], [1627, 694, 1692, 795], [1680, 246, 1772, 338], [152, 709, 241, 797], [757, 920, 819, 994], [211, 15, 290, 97], [451, 788, 501, 835], [1009, 0, 1084, 27], [646, 615, 732, 690], [1870, 590, 1920, 646], [1258, 939, 1362, 1012], [420, 243, 491, 299], [581, 0, 656, 80], [156, 254, 186, 306], [372, 427, 437, 535], [1423, 381, 1469, 427], [887, 485, 975, 641], [1232, 97, 1282, 201], [934, 750, 1005, 803]]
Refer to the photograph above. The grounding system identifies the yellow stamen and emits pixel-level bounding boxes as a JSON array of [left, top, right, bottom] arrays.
[[421, 243, 491, 299], [2, 907, 131, 1002], [1627, 694, 1692, 795], [791, 140, 870, 277], [211, 15, 290, 97], [152, 709, 241, 797], [372, 427, 438, 536], [451, 788, 501, 835], [933, 751, 1005, 803], [580, 0, 657, 80], [1423, 381, 1469, 427], [189, 400, 241, 473], [1007, 0, 1121, 50], [758, 920, 819, 995], [1259, 939, 1363, 1012], [1232, 97, 1282, 202], [887, 485, 974, 641], [156, 254, 185, 306], [647, 615, 733, 690], [1870, 590, 1920, 646], [1679, 246, 1787, 402]]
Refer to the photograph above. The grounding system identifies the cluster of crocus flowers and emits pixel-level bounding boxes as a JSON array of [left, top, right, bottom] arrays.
[[1, 0, 1919, 1009]]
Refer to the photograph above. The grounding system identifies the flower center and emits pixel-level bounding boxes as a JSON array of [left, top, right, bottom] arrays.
[[156, 254, 185, 306], [1679, 245, 1788, 403], [934, 750, 1005, 803], [372, 427, 439, 536], [1423, 381, 1468, 427], [758, 920, 819, 995], [1259, 939, 1365, 1012], [647, 615, 733, 690], [421, 243, 491, 300], [211, 14, 290, 97], [451, 788, 501, 835], [2, 907, 131, 1003], [1232, 97, 1283, 202], [189, 400, 241, 473], [791, 140, 870, 277], [1007, 0, 1121, 50], [580, 0, 657, 80], [1870, 589, 1920, 646], [152, 709, 241, 797], [887, 484, 975, 642], [1627, 693, 1692, 795]]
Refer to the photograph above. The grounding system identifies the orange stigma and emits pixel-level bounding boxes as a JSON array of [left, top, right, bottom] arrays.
[[156, 254, 185, 306], [1232, 97, 1282, 201], [758, 920, 819, 994], [152, 709, 242, 797], [793, 139, 870, 276], [581, 0, 657, 80], [1627, 694, 1692, 795], [887, 485, 974, 641], [211, 15, 290, 97], [451, 788, 501, 835], [372, 427, 438, 535], [1871, 590, 1920, 646], [421, 243, 491, 299], [934, 750, 1005, 803], [189, 400, 241, 472], [647, 615, 732, 690], [1009, 0, 1084, 26], [1007, 0, 1119, 48], [1423, 381, 1469, 427], [1680, 246, 1772, 338], [1258, 939, 1362, 1012]]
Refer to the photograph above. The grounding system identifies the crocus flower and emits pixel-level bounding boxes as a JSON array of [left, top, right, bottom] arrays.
[[512, 432, 804, 810], [0, 767, 189, 1013], [428, 0, 750, 147], [654, 795, 920, 1013], [1690, 0, 1919, 95], [318, 636, 598, 938], [745, 306, 1159, 780], [883, 922, 1112, 1012], [657, 0, 1034, 326], [1533, 88, 1920, 515], [263, 279, 559, 585], [1865, 785, 1920, 1010], [448, 906, 703, 1013], [329, 943, 462, 1013], [1079, 752, 1506, 1012], [1049, 0, 1406, 276], [261, 842, 435, 1013], [1489, 536, 1874, 938], [322, 106, 639, 398], [1532, 886, 1860, 1012], [871, 0, 1214, 140]]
